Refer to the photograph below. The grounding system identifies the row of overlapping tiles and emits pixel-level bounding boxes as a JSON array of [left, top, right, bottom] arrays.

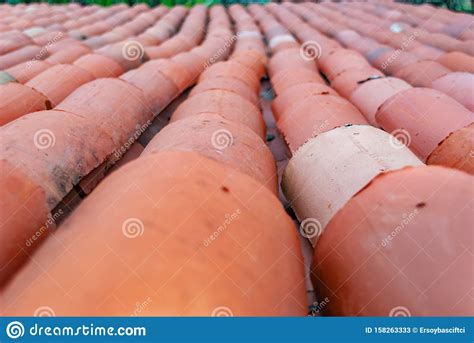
[[0, 2, 472, 316], [249, 2, 472, 316]]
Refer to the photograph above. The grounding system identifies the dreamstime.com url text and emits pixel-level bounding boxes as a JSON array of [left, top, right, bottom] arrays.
[[5, 321, 146, 339]]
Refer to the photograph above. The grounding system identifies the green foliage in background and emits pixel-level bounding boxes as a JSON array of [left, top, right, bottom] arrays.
[[0, 0, 469, 12], [400, 0, 473, 13]]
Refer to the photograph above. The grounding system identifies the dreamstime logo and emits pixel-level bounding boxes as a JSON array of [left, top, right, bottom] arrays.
[[389, 306, 411, 317], [33, 129, 55, 149], [6, 321, 24, 339], [122, 218, 144, 238], [299, 218, 322, 239], [300, 41, 322, 61], [389, 129, 411, 149], [211, 306, 233, 317], [122, 41, 144, 61], [211, 129, 233, 151], [34, 306, 56, 317]]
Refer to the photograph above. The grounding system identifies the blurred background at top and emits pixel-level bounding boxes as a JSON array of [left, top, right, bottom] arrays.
[[0, 1, 472, 13]]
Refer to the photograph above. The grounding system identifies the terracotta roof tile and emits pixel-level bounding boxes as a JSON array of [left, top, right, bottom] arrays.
[[0, 2, 472, 317]]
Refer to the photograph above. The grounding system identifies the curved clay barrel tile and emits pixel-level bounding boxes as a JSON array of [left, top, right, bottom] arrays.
[[458, 28, 474, 41], [436, 52, 474, 73], [105, 141, 145, 175], [0, 159, 50, 288], [171, 90, 266, 139], [268, 34, 299, 54], [3, 151, 306, 316], [233, 38, 266, 54], [75, 22, 111, 39], [334, 29, 363, 48], [146, 36, 193, 59], [0, 83, 51, 126], [426, 123, 473, 175], [0, 33, 33, 56], [419, 32, 460, 52], [267, 48, 318, 77], [171, 52, 208, 80], [282, 125, 422, 245], [135, 33, 162, 47], [408, 44, 444, 61], [330, 67, 384, 98], [199, 61, 260, 93], [0, 109, 114, 285], [372, 50, 420, 76], [83, 35, 110, 50], [271, 67, 325, 95], [32, 30, 68, 47], [0, 44, 43, 70], [191, 45, 221, 64], [190, 78, 259, 106], [140, 9, 198, 53], [5, 60, 52, 84], [393, 61, 450, 88], [56, 78, 151, 151], [272, 82, 338, 121], [431, 72, 474, 111], [277, 95, 367, 152], [45, 38, 86, 55], [0, 110, 115, 203], [96, 40, 149, 71], [350, 77, 412, 126], [375, 88, 474, 162], [73, 53, 125, 79], [45, 43, 91, 65], [26, 64, 95, 107], [454, 41, 474, 56], [318, 48, 370, 81], [266, 25, 292, 40], [120, 67, 179, 116], [142, 59, 194, 93], [364, 46, 393, 65], [313, 166, 473, 316], [143, 114, 277, 194], [171, 53, 208, 84], [230, 49, 267, 79], [99, 29, 132, 46]]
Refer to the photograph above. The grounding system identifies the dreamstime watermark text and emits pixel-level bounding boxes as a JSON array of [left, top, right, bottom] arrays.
[[25, 209, 63, 247], [203, 209, 241, 247], [381, 209, 419, 247], [381, 31, 419, 70]]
